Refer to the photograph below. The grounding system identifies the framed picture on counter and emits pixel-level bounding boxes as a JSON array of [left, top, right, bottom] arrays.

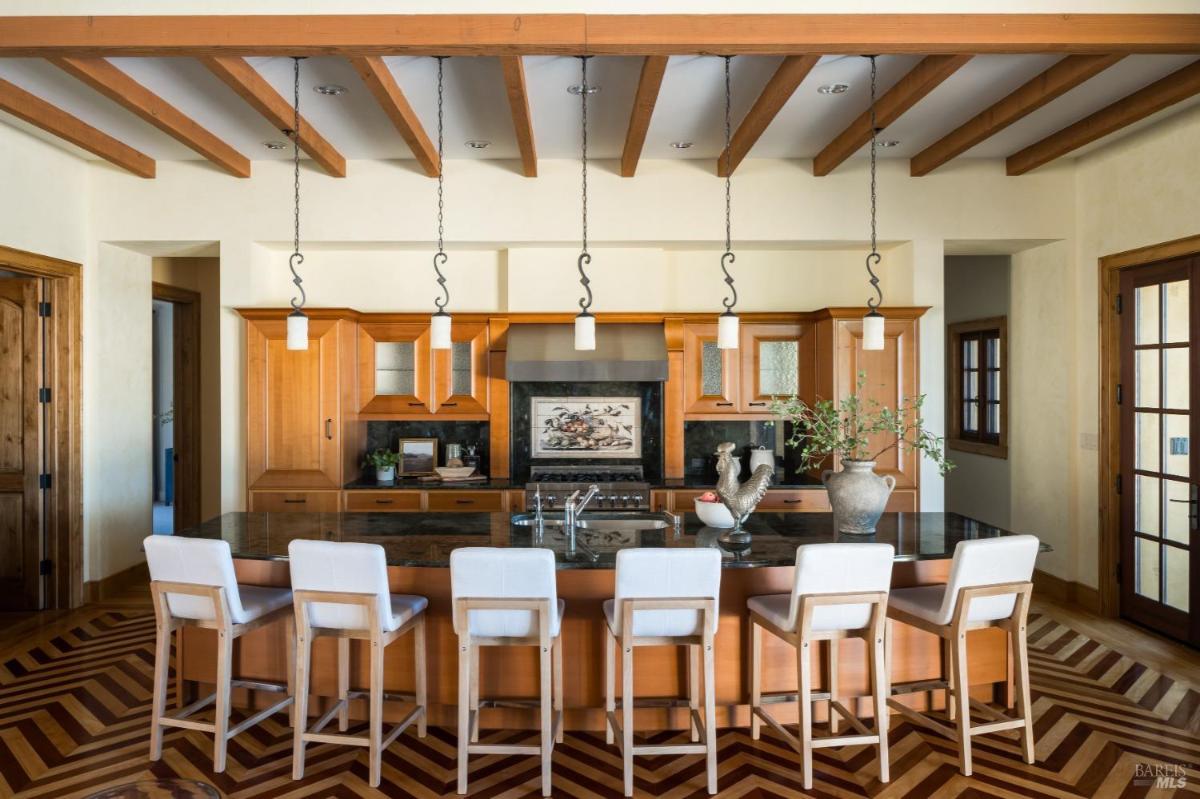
[[398, 438, 437, 475]]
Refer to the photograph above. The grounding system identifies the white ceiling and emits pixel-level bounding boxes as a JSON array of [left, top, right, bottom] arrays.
[[0, 52, 1198, 171]]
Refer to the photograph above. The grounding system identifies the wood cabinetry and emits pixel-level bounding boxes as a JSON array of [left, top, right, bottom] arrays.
[[344, 490, 423, 512], [665, 489, 831, 513], [244, 315, 355, 491], [358, 322, 431, 415], [343, 488, 508, 512], [683, 321, 814, 416], [431, 321, 489, 416], [248, 490, 341, 512], [682, 323, 739, 414]]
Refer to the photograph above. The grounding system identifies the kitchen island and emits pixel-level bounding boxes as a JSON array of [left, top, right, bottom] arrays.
[[172, 511, 1045, 731]]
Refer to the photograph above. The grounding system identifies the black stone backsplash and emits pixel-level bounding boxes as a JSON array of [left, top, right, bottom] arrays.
[[684, 420, 804, 484], [364, 421, 489, 476], [510, 382, 663, 483]]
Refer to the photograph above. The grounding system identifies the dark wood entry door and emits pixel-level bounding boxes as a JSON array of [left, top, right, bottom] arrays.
[[1120, 257, 1198, 645], [0, 276, 43, 610]]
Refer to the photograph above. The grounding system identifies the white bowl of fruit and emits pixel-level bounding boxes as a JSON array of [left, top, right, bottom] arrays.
[[694, 492, 735, 528]]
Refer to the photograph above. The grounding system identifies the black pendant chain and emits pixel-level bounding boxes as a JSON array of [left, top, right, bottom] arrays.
[[577, 55, 593, 316], [288, 56, 306, 313], [433, 56, 449, 315], [721, 55, 737, 314], [865, 55, 883, 314]]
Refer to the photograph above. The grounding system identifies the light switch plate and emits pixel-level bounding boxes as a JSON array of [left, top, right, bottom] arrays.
[[1079, 432, 1099, 451]]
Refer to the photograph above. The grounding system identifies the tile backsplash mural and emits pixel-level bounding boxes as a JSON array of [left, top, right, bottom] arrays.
[[532, 396, 642, 459]]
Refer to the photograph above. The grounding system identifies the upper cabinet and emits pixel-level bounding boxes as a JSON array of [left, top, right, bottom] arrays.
[[682, 323, 739, 414], [244, 316, 355, 490], [359, 319, 489, 418], [683, 321, 814, 415]]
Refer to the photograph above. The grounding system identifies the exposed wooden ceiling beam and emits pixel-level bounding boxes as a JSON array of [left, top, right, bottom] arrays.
[[1007, 58, 1200, 175], [49, 56, 250, 178], [812, 54, 972, 176], [0, 15, 1198, 56], [200, 55, 346, 178], [0, 76, 155, 177], [500, 55, 537, 178], [716, 54, 819, 177], [620, 56, 668, 178], [911, 54, 1124, 176], [349, 55, 438, 177]]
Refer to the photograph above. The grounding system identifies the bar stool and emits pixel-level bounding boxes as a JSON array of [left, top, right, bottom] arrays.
[[288, 540, 428, 789], [451, 547, 564, 797], [747, 543, 894, 791], [604, 548, 722, 796], [144, 535, 295, 773], [885, 535, 1039, 776]]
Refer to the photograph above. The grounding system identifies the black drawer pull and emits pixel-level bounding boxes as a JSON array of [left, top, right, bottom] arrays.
[[749, 401, 767, 407], [375, 499, 394, 505], [408, 402, 425, 407], [442, 402, 458, 407], [455, 499, 474, 504], [283, 498, 306, 504], [716, 402, 734, 407], [783, 498, 803, 504]]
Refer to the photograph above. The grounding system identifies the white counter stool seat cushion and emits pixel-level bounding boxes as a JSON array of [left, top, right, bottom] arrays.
[[288, 540, 428, 789], [885, 534, 1039, 778], [450, 548, 564, 798], [143, 535, 295, 774], [605, 548, 722, 797], [747, 542, 894, 791]]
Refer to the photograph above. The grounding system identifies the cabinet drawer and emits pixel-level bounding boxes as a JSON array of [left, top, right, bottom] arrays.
[[426, 490, 505, 512], [345, 490, 423, 512], [249, 491, 341, 513], [885, 490, 917, 512], [757, 489, 831, 512]]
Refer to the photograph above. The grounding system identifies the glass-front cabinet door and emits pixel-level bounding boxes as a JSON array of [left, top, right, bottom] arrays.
[[1120, 257, 1198, 646], [683, 323, 739, 414], [432, 321, 489, 416], [739, 322, 811, 412], [358, 322, 431, 414]]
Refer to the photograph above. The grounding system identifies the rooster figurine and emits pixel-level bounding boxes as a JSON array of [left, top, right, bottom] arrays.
[[715, 442, 773, 541]]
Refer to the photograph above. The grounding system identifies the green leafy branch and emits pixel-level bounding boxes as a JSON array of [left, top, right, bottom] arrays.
[[770, 371, 954, 476]]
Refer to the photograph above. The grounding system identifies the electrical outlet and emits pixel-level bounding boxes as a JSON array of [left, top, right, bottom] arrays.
[[1079, 432, 1099, 451]]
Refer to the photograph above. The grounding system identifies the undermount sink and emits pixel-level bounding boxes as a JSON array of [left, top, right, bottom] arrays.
[[575, 517, 669, 531], [512, 514, 564, 527]]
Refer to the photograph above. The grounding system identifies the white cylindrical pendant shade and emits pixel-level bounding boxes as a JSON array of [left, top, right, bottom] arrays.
[[574, 314, 596, 350], [717, 313, 739, 349], [430, 313, 452, 350], [862, 312, 885, 351], [286, 311, 309, 351]]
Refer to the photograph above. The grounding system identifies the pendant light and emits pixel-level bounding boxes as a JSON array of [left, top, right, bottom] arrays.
[[430, 56, 452, 350], [717, 55, 739, 350], [862, 55, 886, 351], [574, 55, 596, 351], [285, 56, 309, 350]]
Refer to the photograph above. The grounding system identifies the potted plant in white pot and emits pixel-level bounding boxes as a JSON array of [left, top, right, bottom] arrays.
[[362, 448, 401, 485], [772, 373, 953, 534]]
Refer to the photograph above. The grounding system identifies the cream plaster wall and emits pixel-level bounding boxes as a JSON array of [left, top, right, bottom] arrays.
[[0, 123, 88, 264]]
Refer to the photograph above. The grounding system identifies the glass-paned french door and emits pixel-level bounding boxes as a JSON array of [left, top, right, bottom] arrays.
[[1120, 256, 1198, 645]]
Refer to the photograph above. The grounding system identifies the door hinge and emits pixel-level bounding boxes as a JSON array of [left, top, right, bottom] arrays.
[[1116, 384, 1123, 405], [38, 387, 50, 403], [1115, 294, 1123, 314], [1116, 473, 1122, 495], [39, 473, 51, 489], [38, 302, 51, 318], [39, 559, 52, 576]]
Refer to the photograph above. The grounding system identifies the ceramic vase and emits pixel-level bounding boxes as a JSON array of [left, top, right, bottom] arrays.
[[821, 459, 895, 534]]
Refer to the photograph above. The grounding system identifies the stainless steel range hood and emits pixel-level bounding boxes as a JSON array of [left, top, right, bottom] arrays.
[[506, 323, 668, 382]]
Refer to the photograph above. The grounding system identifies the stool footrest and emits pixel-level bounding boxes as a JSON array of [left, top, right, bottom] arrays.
[[890, 679, 949, 696], [227, 694, 293, 739], [158, 717, 215, 733], [752, 706, 880, 755], [232, 678, 288, 694], [468, 743, 540, 756], [631, 743, 707, 756], [759, 690, 832, 705]]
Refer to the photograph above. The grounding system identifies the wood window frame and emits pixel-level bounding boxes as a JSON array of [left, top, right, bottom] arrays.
[[946, 316, 1008, 459]]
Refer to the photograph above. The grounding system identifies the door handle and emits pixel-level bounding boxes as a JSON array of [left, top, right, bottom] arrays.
[[325, 418, 333, 440], [1168, 483, 1198, 529]]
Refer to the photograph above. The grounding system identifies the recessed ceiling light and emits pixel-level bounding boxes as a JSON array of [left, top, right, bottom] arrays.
[[817, 83, 850, 95], [263, 140, 288, 150], [465, 140, 491, 149], [669, 141, 694, 149], [313, 84, 348, 96], [567, 84, 600, 95], [876, 140, 901, 148]]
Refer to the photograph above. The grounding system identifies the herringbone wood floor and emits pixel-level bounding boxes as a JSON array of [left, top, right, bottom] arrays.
[[1, 599, 1198, 798]]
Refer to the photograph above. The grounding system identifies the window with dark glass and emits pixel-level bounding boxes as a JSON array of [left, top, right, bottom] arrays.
[[948, 318, 1007, 457]]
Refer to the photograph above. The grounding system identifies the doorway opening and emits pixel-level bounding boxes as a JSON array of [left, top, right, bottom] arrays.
[[151, 282, 201, 535]]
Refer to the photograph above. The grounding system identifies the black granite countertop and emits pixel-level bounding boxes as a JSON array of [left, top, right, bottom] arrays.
[[174, 511, 1048, 569], [344, 478, 519, 490]]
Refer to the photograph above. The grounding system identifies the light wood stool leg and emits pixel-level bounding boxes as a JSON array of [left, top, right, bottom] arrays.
[[798, 638, 814, 791], [703, 640, 718, 795], [149, 624, 170, 760], [285, 616, 296, 727], [622, 635, 635, 797], [553, 636, 564, 744], [943, 637, 955, 721], [212, 627, 233, 773], [871, 626, 890, 784], [688, 644, 700, 742], [414, 615, 428, 738], [368, 636, 384, 788], [828, 638, 840, 735], [539, 639, 553, 797], [457, 635, 470, 795], [952, 629, 972, 776], [292, 626, 311, 780], [470, 644, 480, 742], [605, 631, 616, 745], [337, 637, 350, 732], [749, 621, 762, 740], [1013, 620, 1035, 764]]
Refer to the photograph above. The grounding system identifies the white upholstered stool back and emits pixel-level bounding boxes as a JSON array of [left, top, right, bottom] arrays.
[[609, 548, 722, 637], [790, 542, 894, 632], [144, 536, 246, 623], [937, 535, 1039, 625], [288, 540, 394, 632], [450, 547, 560, 638]]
